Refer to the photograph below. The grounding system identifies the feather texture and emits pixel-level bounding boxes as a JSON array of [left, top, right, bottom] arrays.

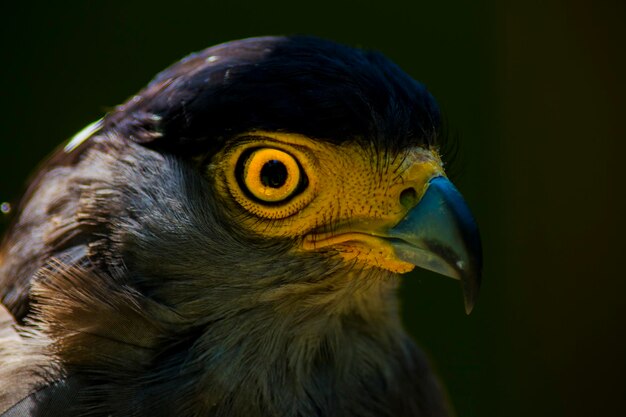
[[0, 36, 454, 416]]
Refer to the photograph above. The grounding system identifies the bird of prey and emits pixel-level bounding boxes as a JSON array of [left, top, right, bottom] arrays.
[[0, 36, 481, 417]]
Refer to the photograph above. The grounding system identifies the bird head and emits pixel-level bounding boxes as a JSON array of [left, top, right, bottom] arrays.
[[1, 35, 483, 327], [72, 35, 481, 320]]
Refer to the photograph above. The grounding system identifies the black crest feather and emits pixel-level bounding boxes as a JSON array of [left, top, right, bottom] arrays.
[[105, 36, 442, 156]]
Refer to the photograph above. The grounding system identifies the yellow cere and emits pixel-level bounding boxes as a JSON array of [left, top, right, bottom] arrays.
[[210, 131, 445, 273]]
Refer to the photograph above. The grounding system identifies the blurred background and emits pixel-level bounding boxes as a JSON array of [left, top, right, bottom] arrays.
[[1, 1, 624, 416]]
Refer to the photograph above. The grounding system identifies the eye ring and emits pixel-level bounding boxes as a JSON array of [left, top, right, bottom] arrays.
[[219, 135, 318, 220], [238, 148, 304, 204]]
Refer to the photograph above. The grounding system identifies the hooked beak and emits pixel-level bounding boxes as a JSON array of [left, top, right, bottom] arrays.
[[388, 176, 482, 314]]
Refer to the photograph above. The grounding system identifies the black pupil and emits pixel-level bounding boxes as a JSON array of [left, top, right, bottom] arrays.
[[260, 160, 288, 188]]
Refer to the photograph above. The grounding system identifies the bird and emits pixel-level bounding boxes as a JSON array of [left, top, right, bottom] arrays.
[[0, 36, 481, 417]]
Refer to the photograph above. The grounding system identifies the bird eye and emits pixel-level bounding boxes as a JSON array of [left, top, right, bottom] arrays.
[[239, 148, 304, 203], [221, 138, 317, 220]]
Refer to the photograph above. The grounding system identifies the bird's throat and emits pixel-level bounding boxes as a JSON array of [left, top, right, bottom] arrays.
[[181, 282, 412, 416]]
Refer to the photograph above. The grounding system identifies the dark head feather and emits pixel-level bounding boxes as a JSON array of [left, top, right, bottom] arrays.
[[105, 36, 442, 157]]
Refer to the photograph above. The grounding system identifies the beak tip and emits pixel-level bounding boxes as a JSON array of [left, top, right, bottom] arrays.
[[461, 270, 481, 315], [464, 296, 476, 315]]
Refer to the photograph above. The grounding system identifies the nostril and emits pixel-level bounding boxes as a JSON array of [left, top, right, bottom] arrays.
[[399, 187, 418, 209]]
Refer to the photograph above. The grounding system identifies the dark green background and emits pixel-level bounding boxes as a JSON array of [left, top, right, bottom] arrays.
[[1, 1, 624, 416]]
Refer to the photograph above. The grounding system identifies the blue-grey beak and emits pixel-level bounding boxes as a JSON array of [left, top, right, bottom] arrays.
[[388, 176, 482, 313]]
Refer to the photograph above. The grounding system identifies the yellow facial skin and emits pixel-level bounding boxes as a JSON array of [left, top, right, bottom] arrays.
[[210, 131, 445, 273]]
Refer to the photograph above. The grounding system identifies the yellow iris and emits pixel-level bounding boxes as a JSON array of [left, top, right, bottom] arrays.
[[242, 148, 300, 203]]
